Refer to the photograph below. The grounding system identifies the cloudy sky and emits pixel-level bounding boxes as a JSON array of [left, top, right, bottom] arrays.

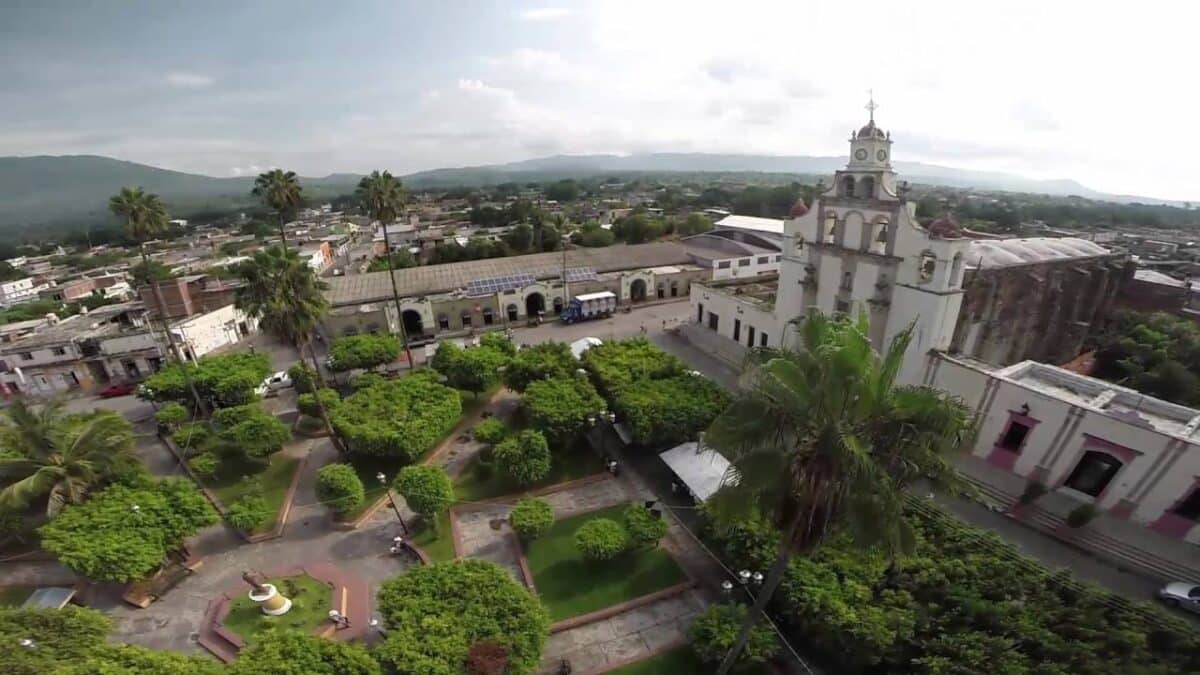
[[2, 1, 1195, 200]]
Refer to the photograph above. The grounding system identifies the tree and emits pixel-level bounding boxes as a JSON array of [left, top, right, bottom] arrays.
[[331, 373, 461, 461], [327, 333, 401, 372], [504, 223, 535, 253], [545, 179, 580, 202], [252, 169, 303, 245], [288, 363, 316, 394], [494, 429, 551, 485], [613, 214, 662, 244], [357, 170, 415, 367], [575, 518, 627, 560], [435, 341, 510, 398], [39, 478, 218, 582], [109, 186, 205, 415], [58, 643, 222, 674], [235, 245, 341, 447], [704, 311, 972, 674], [230, 630, 380, 675], [690, 604, 778, 668], [503, 341, 577, 392], [376, 560, 550, 675], [612, 374, 729, 446], [522, 377, 605, 444], [215, 405, 290, 461], [1, 605, 111, 675], [0, 400, 135, 517], [623, 502, 667, 548], [366, 250, 417, 272], [678, 212, 714, 236], [472, 417, 508, 445], [316, 463, 365, 516], [509, 498, 554, 540], [226, 494, 272, 532], [298, 388, 340, 419], [154, 401, 189, 431], [395, 465, 454, 533], [572, 224, 614, 248], [139, 352, 271, 409]]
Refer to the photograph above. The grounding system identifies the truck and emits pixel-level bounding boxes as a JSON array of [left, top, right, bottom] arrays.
[[560, 291, 617, 324]]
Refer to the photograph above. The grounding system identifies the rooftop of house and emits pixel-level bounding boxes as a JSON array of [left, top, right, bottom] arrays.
[[713, 214, 785, 236], [966, 237, 1116, 270], [0, 301, 150, 351], [697, 273, 779, 309]]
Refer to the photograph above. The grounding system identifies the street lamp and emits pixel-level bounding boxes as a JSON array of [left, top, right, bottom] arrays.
[[752, 572, 764, 586], [738, 569, 751, 586], [376, 472, 410, 535]]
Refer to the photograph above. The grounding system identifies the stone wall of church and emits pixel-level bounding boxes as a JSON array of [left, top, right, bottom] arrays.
[[949, 256, 1131, 367]]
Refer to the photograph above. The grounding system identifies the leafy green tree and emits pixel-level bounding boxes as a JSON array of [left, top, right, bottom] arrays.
[[235, 245, 340, 445], [582, 337, 684, 397], [316, 463, 365, 516], [252, 169, 303, 244], [188, 452, 218, 478], [214, 404, 290, 461], [331, 373, 461, 460], [574, 518, 627, 561], [678, 212, 714, 236], [226, 494, 272, 532], [704, 311, 972, 674], [571, 224, 615, 248], [0, 400, 135, 517], [288, 363, 316, 394], [504, 223, 535, 253], [297, 388, 340, 419], [472, 417, 508, 445], [139, 352, 271, 409], [1092, 310, 1200, 405], [612, 374, 729, 446], [0, 605, 112, 675], [154, 401, 189, 430], [171, 423, 210, 454], [357, 170, 415, 366], [522, 376, 605, 444], [366, 250, 417, 272], [494, 429, 551, 485], [57, 643, 223, 674], [436, 341, 510, 398], [502, 341, 577, 392], [613, 214, 663, 244], [690, 604, 778, 668], [509, 498, 554, 540], [376, 560, 550, 675], [230, 630, 381, 675], [110, 186, 206, 414], [395, 465, 454, 533], [327, 333, 401, 372], [479, 332, 516, 357], [544, 179, 580, 202], [623, 503, 667, 548], [39, 479, 218, 582]]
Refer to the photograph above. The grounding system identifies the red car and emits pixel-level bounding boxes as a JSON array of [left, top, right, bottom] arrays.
[[98, 382, 138, 398]]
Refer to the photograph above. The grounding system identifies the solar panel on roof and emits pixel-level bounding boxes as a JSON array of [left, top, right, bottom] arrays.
[[564, 267, 598, 283], [465, 273, 536, 297]]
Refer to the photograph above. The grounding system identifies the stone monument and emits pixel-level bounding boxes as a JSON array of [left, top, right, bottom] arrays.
[[243, 570, 291, 616]]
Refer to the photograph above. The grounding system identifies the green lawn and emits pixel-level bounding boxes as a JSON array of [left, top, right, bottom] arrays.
[[455, 447, 605, 502], [0, 586, 33, 607], [407, 511, 455, 562], [524, 503, 687, 621], [607, 646, 707, 675], [223, 575, 332, 641], [204, 452, 301, 534]]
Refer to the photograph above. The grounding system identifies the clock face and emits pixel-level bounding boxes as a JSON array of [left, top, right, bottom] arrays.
[[854, 148, 868, 161], [876, 149, 888, 161]]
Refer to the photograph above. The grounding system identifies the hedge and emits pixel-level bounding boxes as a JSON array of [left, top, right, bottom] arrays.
[[473, 417, 508, 445], [574, 517, 627, 561], [331, 371, 461, 461], [581, 337, 684, 398], [623, 503, 668, 548], [327, 333, 401, 372], [138, 352, 271, 408], [611, 374, 729, 447], [522, 376, 605, 444], [690, 604, 778, 667], [509, 498, 555, 540], [502, 341, 577, 392], [298, 388, 341, 418]]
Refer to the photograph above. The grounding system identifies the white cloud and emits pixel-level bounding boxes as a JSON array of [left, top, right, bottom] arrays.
[[519, 8, 571, 21], [164, 72, 214, 88]]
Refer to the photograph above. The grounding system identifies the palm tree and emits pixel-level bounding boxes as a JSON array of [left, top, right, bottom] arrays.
[[0, 400, 135, 517], [109, 187, 207, 416], [705, 311, 972, 674], [356, 170, 414, 367], [235, 246, 343, 451], [252, 169, 303, 245]]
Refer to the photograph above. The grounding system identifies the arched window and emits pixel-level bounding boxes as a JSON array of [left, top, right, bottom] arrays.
[[841, 176, 855, 197], [1064, 451, 1123, 497], [840, 271, 853, 291], [872, 218, 889, 254], [950, 253, 964, 287], [859, 176, 875, 199], [918, 251, 937, 283], [824, 213, 837, 244]]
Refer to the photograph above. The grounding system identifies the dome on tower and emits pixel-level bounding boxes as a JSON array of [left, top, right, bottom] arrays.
[[788, 198, 809, 218], [926, 213, 964, 239], [856, 120, 887, 140]]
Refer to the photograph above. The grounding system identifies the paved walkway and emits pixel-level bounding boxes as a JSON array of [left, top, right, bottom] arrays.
[[538, 588, 707, 674]]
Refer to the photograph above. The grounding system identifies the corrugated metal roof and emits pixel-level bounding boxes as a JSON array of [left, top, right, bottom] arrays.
[[714, 215, 785, 235], [966, 237, 1112, 269]]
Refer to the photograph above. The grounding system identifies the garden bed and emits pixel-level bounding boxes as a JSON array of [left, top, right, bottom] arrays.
[[407, 511, 455, 563], [222, 575, 331, 641], [454, 446, 605, 503], [523, 503, 687, 621], [203, 452, 302, 535]]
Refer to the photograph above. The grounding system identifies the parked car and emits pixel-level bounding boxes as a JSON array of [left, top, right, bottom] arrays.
[[98, 382, 138, 398], [1157, 582, 1200, 612], [254, 371, 292, 397]]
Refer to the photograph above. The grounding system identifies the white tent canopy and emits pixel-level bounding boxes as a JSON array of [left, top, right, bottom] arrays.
[[570, 336, 603, 360], [659, 442, 731, 502]]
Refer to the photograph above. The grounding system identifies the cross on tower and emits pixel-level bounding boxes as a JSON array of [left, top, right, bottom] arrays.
[[865, 90, 878, 122]]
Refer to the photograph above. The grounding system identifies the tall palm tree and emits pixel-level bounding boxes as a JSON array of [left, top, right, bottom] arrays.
[[705, 311, 972, 674], [235, 246, 343, 451], [252, 169, 304, 245], [0, 400, 135, 517], [356, 170, 414, 367], [109, 187, 207, 416]]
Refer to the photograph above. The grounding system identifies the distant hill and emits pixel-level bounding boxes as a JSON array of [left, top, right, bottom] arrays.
[[0, 155, 360, 230], [0, 152, 1180, 231]]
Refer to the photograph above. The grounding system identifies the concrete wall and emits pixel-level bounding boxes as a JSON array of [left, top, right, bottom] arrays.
[[172, 305, 254, 359], [711, 254, 781, 281]]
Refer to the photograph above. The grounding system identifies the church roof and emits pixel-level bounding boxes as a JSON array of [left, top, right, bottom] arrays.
[[857, 120, 887, 140], [966, 237, 1112, 269], [713, 215, 785, 235]]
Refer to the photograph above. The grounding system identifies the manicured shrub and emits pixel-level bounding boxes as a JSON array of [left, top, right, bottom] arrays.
[[494, 429, 551, 485], [522, 376, 605, 444], [690, 604, 778, 666], [473, 417, 508, 445], [395, 465, 454, 532], [503, 341, 577, 392], [331, 373, 461, 461], [574, 518, 626, 561], [188, 452, 219, 478], [509, 498, 554, 540], [612, 374, 729, 447], [218, 407, 290, 460], [298, 388, 340, 418], [226, 494, 272, 532], [171, 423, 209, 455], [316, 463, 365, 516], [434, 341, 510, 398], [138, 352, 270, 408], [154, 402, 189, 430], [478, 332, 516, 357], [288, 363, 316, 394], [581, 337, 684, 397], [376, 559, 549, 675], [327, 333, 401, 372], [623, 503, 668, 548]]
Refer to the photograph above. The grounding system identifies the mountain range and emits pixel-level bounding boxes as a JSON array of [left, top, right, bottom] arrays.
[[0, 153, 1175, 231]]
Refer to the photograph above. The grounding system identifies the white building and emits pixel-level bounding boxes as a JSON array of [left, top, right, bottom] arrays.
[[169, 304, 257, 361], [0, 277, 47, 307]]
